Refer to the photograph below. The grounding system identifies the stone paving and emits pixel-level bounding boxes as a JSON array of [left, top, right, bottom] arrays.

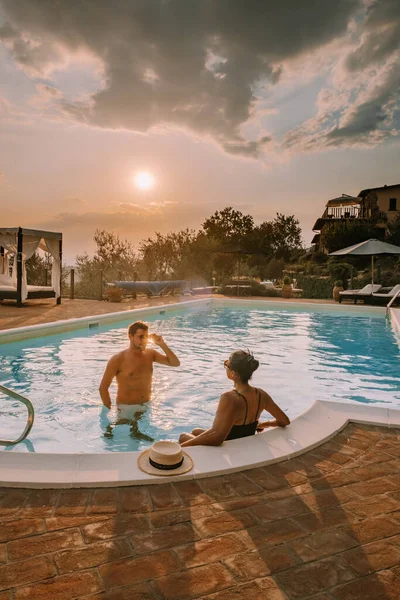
[[1, 423, 400, 599]]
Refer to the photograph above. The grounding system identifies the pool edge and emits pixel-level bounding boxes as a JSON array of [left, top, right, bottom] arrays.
[[1, 400, 399, 489]]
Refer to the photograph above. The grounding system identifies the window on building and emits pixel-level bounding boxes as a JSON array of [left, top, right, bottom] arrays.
[[389, 198, 397, 211]]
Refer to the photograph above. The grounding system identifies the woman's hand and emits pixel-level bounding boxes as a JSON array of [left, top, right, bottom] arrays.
[[256, 420, 275, 432]]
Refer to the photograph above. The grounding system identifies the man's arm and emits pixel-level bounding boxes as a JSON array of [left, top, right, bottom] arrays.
[[150, 334, 180, 367], [180, 394, 236, 447], [99, 355, 120, 408]]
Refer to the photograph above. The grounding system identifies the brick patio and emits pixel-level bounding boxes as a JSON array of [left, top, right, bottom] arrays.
[[1, 423, 400, 599]]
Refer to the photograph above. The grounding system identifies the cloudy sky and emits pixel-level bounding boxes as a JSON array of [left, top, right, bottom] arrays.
[[0, 0, 399, 262]]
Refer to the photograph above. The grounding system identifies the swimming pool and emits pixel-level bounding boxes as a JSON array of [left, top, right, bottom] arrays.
[[1, 299, 399, 454]]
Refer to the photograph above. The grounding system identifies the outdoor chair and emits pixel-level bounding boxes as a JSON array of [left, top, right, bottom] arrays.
[[371, 284, 400, 305], [339, 284, 381, 304]]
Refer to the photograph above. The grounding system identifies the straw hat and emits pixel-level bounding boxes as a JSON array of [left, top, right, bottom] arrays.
[[138, 440, 193, 476]]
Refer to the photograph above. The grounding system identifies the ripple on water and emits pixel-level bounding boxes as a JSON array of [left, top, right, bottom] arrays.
[[0, 305, 399, 453]]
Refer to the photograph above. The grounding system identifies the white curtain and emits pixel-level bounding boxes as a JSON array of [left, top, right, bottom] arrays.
[[0, 233, 18, 288], [0, 233, 41, 300], [41, 238, 61, 298], [0, 231, 61, 300], [0, 253, 10, 276]]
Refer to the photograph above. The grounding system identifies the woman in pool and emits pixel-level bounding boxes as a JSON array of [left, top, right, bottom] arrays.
[[179, 350, 290, 447]]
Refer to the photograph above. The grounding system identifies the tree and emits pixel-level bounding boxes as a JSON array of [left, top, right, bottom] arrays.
[[26, 251, 52, 285], [74, 230, 138, 298], [250, 214, 303, 262], [202, 207, 254, 245], [321, 221, 383, 253]]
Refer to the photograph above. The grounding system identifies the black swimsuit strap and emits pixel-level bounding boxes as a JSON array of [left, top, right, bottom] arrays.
[[235, 390, 248, 424], [255, 388, 261, 422]]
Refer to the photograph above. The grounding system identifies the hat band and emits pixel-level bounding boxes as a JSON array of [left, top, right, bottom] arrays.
[[149, 456, 184, 471]]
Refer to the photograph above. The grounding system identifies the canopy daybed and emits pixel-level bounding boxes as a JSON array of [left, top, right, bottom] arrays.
[[0, 227, 62, 306]]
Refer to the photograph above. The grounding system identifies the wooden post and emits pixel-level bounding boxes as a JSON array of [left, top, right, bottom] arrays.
[[57, 237, 62, 304], [70, 268, 75, 300], [16, 227, 23, 307], [99, 269, 103, 300]]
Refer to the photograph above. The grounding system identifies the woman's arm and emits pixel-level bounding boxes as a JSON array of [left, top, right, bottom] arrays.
[[180, 394, 236, 447], [257, 391, 290, 430]]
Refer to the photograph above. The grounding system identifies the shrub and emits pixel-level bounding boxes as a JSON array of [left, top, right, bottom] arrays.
[[104, 285, 125, 302], [282, 276, 291, 285], [263, 287, 279, 297], [334, 280, 344, 287], [296, 275, 332, 299]]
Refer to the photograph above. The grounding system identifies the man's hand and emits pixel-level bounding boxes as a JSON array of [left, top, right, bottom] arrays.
[[149, 333, 165, 346]]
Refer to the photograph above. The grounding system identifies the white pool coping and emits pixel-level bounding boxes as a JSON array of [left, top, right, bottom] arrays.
[[1, 300, 399, 488], [1, 400, 399, 488]]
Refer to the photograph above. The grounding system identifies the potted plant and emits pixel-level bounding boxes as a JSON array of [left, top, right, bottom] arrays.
[[104, 285, 125, 303], [333, 280, 344, 302], [281, 276, 292, 299]]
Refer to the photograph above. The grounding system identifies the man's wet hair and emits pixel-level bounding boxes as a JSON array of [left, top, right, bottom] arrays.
[[128, 321, 149, 336], [228, 350, 259, 383]]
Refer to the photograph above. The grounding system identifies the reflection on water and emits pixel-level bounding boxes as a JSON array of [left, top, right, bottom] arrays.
[[0, 304, 399, 453]]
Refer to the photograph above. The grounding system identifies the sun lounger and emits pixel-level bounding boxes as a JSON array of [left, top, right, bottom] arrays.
[[339, 284, 381, 304], [371, 284, 400, 305]]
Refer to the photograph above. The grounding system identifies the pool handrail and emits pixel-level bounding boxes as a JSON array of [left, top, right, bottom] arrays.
[[387, 288, 400, 311], [0, 383, 35, 446]]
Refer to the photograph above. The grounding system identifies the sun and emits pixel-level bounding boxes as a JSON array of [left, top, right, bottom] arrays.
[[133, 171, 155, 191]]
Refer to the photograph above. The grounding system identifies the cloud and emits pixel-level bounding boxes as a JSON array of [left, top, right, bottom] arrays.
[[282, 0, 400, 152], [0, 0, 362, 157]]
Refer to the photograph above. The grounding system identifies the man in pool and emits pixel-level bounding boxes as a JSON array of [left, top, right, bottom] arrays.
[[99, 320, 180, 440]]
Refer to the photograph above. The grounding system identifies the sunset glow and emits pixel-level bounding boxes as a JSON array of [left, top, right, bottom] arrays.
[[133, 172, 155, 191]]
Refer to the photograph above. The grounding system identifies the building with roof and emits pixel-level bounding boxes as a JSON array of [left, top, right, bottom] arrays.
[[312, 184, 400, 252]]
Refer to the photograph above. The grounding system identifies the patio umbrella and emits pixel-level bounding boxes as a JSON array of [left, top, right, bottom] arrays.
[[329, 238, 400, 285]]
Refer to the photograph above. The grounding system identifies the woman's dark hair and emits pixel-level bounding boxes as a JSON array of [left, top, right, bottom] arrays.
[[228, 350, 259, 383]]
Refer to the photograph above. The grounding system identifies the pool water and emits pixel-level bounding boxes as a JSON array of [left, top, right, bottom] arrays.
[[1, 302, 399, 453]]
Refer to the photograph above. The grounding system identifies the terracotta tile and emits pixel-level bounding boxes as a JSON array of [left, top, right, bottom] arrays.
[[0, 556, 56, 592], [99, 550, 181, 589], [173, 480, 211, 505], [87, 489, 118, 514], [351, 515, 400, 544], [7, 528, 84, 561], [118, 487, 151, 513], [81, 513, 150, 543], [193, 510, 257, 538], [340, 540, 400, 576], [152, 563, 234, 600], [54, 489, 91, 515], [222, 473, 264, 496], [224, 546, 300, 581], [150, 505, 213, 528], [0, 518, 46, 543], [334, 569, 400, 600], [14, 570, 103, 600], [250, 496, 309, 522], [343, 495, 399, 518], [199, 477, 241, 501], [55, 538, 133, 574], [0, 490, 28, 517], [288, 529, 358, 562], [274, 556, 354, 598], [147, 483, 182, 510], [19, 490, 60, 518], [130, 522, 199, 554], [240, 468, 289, 492], [175, 534, 247, 568]]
